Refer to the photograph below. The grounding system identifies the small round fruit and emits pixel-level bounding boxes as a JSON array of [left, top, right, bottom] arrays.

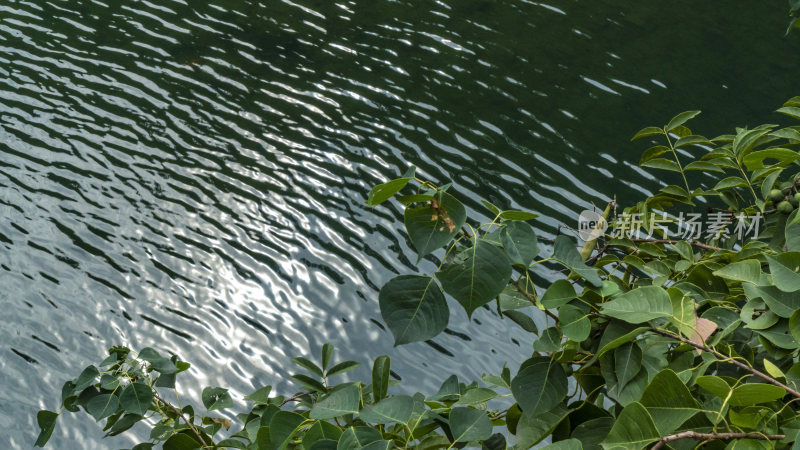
[[778, 201, 794, 214], [792, 192, 800, 207], [768, 189, 784, 202]]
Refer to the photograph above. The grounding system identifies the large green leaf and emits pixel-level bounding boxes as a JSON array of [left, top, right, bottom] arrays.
[[614, 343, 642, 388], [511, 357, 568, 416], [515, 403, 571, 448], [787, 210, 800, 252], [743, 283, 800, 318], [600, 402, 660, 450], [270, 411, 307, 449], [371, 355, 390, 402], [559, 305, 591, 342], [571, 417, 613, 450], [448, 407, 492, 443], [163, 433, 202, 450], [438, 238, 512, 317], [742, 148, 800, 170], [201, 386, 233, 412], [666, 110, 701, 131], [552, 236, 603, 287], [311, 384, 361, 419], [34, 410, 58, 447], [713, 260, 762, 284], [120, 383, 152, 417], [87, 394, 120, 421], [541, 439, 583, 450], [765, 253, 800, 292], [359, 395, 413, 424], [404, 191, 466, 259], [337, 426, 382, 450], [302, 421, 342, 450], [600, 286, 672, 323], [639, 369, 701, 434], [366, 177, 413, 206], [501, 221, 539, 266], [378, 275, 449, 345], [729, 384, 786, 407], [541, 280, 577, 309]]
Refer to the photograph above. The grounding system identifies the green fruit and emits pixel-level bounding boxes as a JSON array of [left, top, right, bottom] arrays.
[[768, 189, 784, 202], [778, 201, 794, 214], [793, 192, 800, 207]]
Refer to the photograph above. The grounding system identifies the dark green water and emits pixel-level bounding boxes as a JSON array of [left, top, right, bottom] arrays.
[[1, 0, 798, 447]]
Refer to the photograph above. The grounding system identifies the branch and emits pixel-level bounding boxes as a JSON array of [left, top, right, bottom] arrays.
[[650, 329, 800, 399], [153, 392, 210, 448], [651, 431, 785, 449], [281, 391, 314, 406], [510, 278, 558, 321]]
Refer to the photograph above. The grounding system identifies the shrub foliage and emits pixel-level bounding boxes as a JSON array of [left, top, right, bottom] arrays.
[[37, 97, 800, 449]]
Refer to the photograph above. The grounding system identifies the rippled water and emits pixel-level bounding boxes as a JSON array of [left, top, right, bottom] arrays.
[[1, 1, 799, 447]]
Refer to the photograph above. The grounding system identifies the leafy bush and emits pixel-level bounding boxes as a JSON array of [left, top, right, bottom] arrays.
[[37, 97, 800, 449]]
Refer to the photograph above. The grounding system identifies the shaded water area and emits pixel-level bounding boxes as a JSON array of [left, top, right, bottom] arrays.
[[1, 0, 799, 447]]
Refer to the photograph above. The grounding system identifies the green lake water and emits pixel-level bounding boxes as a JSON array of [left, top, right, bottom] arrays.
[[1, 1, 798, 447]]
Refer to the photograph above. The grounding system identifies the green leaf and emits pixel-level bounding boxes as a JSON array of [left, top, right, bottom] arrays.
[[138, 347, 178, 374], [515, 403, 571, 448], [321, 343, 334, 372], [787, 210, 800, 252], [641, 158, 681, 172], [244, 386, 273, 405], [684, 160, 725, 173], [765, 252, 800, 292], [438, 237, 513, 318], [511, 357, 568, 416], [541, 279, 577, 309], [73, 365, 100, 391], [696, 376, 731, 399], [310, 384, 360, 419], [291, 374, 327, 392], [674, 135, 713, 148], [303, 421, 343, 450], [600, 286, 672, 323], [639, 369, 700, 435], [359, 395, 413, 424], [326, 360, 360, 377], [163, 433, 202, 450], [533, 327, 562, 353], [337, 426, 382, 450], [501, 221, 539, 266], [371, 355, 390, 402], [34, 410, 58, 447], [379, 275, 449, 345], [502, 309, 538, 333], [541, 439, 583, 450], [552, 236, 602, 287], [270, 411, 306, 448], [778, 106, 800, 120], [729, 384, 786, 406], [713, 260, 762, 284], [743, 283, 800, 318], [559, 305, 591, 342], [666, 111, 701, 131], [120, 382, 153, 416], [499, 210, 539, 221], [366, 177, 413, 206], [614, 343, 642, 388], [631, 127, 664, 141], [448, 407, 492, 443], [87, 394, 120, 421], [457, 388, 498, 405], [105, 413, 143, 437], [293, 357, 324, 377], [742, 148, 800, 170], [601, 402, 660, 450], [201, 386, 233, 412], [572, 417, 613, 450], [404, 191, 466, 259]]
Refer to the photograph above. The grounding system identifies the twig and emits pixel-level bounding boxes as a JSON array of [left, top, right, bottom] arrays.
[[281, 391, 314, 406], [630, 238, 734, 253], [650, 329, 800, 399], [509, 278, 558, 321], [153, 392, 209, 448], [651, 431, 784, 449]]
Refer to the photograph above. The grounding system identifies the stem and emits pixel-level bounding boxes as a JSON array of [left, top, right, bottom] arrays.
[[651, 431, 785, 450], [510, 278, 558, 321], [735, 160, 759, 203], [663, 130, 691, 194], [281, 391, 314, 406], [650, 329, 800, 399], [153, 392, 210, 448]]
